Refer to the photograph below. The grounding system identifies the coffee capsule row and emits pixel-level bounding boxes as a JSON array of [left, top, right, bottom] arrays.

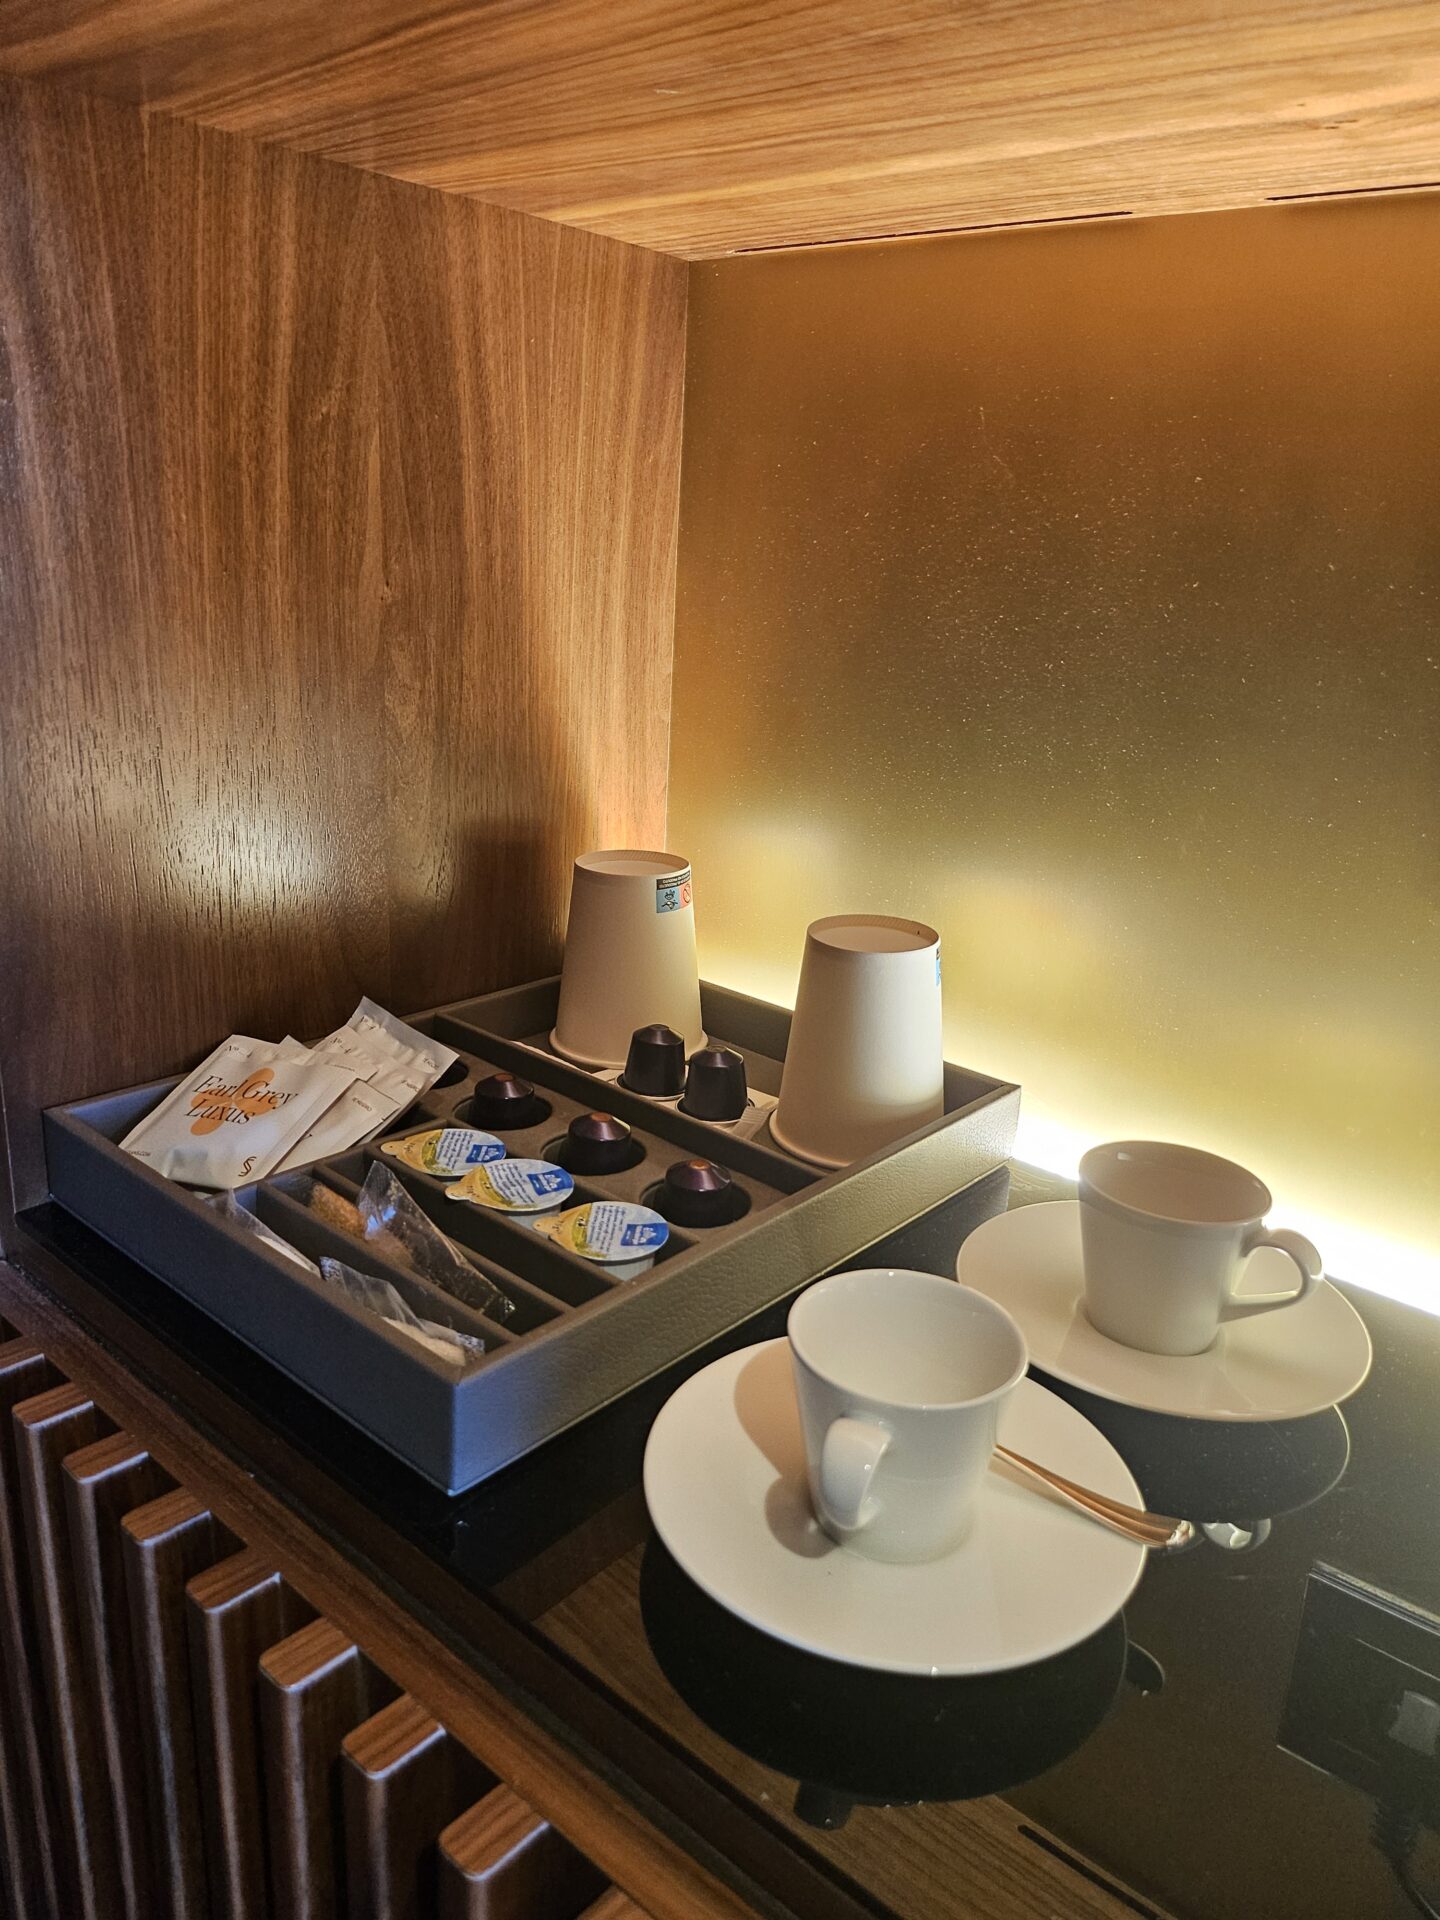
[[618, 1026, 749, 1122]]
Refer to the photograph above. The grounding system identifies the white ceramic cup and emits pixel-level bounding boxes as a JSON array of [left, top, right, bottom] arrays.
[[1078, 1140, 1323, 1357], [771, 915, 944, 1168], [787, 1268, 1028, 1563], [551, 850, 705, 1069]]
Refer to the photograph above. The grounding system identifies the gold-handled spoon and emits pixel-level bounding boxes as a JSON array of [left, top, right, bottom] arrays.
[[994, 1444, 1194, 1550]]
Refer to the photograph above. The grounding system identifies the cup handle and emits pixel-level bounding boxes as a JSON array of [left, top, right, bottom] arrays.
[[818, 1417, 892, 1533], [1222, 1227, 1323, 1321]]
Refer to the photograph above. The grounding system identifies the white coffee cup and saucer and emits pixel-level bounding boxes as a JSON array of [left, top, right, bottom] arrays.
[[957, 1141, 1372, 1423], [643, 1267, 1146, 1676]]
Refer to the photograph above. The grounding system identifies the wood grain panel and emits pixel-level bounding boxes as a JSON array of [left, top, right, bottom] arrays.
[[0, 2, 1438, 254], [12, 1383, 119, 1920], [0, 1339, 63, 1919], [186, 1549, 315, 1920], [61, 1432, 172, 1920], [342, 1695, 495, 1920], [123, 1488, 242, 1920], [0, 74, 685, 1221], [438, 1785, 606, 1920], [260, 1618, 398, 1920]]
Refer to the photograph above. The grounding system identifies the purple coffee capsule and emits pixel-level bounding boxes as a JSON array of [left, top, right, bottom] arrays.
[[621, 1024, 686, 1098], [469, 1071, 546, 1130], [661, 1157, 738, 1227], [565, 1111, 635, 1175], [679, 1046, 748, 1122]]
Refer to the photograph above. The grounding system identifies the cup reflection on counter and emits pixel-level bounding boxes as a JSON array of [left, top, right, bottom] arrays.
[[639, 1536, 1129, 1825]]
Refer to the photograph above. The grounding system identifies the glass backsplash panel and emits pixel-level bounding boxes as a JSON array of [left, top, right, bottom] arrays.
[[669, 195, 1439, 1302]]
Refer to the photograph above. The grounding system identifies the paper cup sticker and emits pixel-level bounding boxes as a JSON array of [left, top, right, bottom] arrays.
[[382, 1128, 506, 1178], [655, 867, 692, 914], [447, 1159, 574, 1213], [534, 1201, 669, 1263]]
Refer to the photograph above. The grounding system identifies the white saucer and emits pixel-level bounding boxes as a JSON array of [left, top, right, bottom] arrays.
[[957, 1202, 1372, 1423], [643, 1340, 1144, 1676]]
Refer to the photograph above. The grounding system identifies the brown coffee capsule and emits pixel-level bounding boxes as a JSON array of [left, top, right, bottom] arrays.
[[468, 1071, 546, 1130], [621, 1024, 686, 1098], [679, 1046, 749, 1121], [661, 1157, 737, 1227], [564, 1111, 635, 1175]]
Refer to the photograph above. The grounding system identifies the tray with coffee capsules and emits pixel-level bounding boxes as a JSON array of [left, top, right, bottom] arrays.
[[43, 978, 1020, 1492]]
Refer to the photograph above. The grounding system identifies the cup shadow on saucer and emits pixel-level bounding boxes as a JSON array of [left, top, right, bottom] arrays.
[[638, 1536, 1129, 1828], [732, 1343, 838, 1561]]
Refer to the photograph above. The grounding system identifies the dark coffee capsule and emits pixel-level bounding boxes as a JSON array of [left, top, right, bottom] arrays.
[[565, 1111, 635, 1175], [468, 1071, 546, 1130], [679, 1046, 749, 1121], [621, 1024, 686, 1097], [661, 1157, 737, 1227]]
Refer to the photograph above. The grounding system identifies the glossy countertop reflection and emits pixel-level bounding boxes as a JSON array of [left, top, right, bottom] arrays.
[[20, 1167, 1440, 1920]]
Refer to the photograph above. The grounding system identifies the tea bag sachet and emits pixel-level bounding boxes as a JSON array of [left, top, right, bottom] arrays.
[[272, 1074, 408, 1174], [292, 999, 458, 1155], [120, 1038, 357, 1189]]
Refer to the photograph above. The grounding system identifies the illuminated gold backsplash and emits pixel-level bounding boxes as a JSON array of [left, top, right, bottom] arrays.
[[669, 196, 1439, 1301]]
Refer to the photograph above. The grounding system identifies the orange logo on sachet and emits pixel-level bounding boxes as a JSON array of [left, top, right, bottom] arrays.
[[187, 1070, 286, 1134]]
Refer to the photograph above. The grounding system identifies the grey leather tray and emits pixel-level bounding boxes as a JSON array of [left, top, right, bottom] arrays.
[[43, 978, 1020, 1492]]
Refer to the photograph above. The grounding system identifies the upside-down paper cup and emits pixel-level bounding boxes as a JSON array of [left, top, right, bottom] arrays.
[[551, 850, 705, 1069], [771, 915, 944, 1168]]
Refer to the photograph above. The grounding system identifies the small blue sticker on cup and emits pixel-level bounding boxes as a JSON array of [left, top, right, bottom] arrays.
[[655, 868, 693, 914]]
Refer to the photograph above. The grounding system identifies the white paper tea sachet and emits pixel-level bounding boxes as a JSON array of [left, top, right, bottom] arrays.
[[281, 999, 459, 1161], [120, 1038, 357, 1189], [272, 1074, 409, 1174]]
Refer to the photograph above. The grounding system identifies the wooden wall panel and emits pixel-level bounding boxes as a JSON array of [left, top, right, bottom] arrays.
[[0, 2, 1437, 255], [0, 75, 686, 1220]]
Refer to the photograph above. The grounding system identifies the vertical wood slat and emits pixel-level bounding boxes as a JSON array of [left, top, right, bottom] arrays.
[[187, 1548, 314, 1920], [578, 1894, 655, 1920], [63, 1431, 172, 1920], [438, 1785, 606, 1920], [342, 1695, 495, 1920], [123, 1488, 240, 1920], [259, 1618, 398, 1920], [0, 1338, 63, 1920], [13, 1381, 120, 1920]]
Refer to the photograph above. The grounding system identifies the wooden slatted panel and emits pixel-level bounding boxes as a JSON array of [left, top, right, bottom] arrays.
[[12, 1382, 119, 1920], [123, 1488, 241, 1920], [342, 1695, 494, 1920], [0, 1337, 63, 1919], [62, 1431, 172, 1920], [186, 1548, 314, 1920], [438, 1784, 606, 1920], [259, 1618, 398, 1920], [578, 1893, 655, 1920]]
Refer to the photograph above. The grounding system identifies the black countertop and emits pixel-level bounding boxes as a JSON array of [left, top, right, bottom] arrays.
[[16, 1163, 1440, 1920]]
